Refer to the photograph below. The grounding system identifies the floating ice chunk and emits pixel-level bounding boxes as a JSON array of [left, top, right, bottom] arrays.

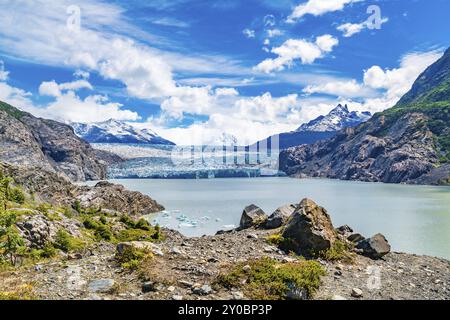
[[215, 218, 222, 222]]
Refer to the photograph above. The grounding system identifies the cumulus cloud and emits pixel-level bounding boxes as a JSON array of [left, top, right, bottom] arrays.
[[303, 79, 373, 98], [287, 0, 363, 23], [39, 80, 93, 97], [302, 50, 442, 114], [254, 35, 339, 73], [337, 17, 388, 37], [35, 92, 139, 123]]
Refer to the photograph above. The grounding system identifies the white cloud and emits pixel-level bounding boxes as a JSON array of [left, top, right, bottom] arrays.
[[73, 70, 90, 79], [34, 92, 139, 123], [267, 29, 283, 38], [315, 34, 339, 52], [254, 35, 339, 73], [39, 80, 93, 97], [287, 0, 363, 23], [303, 79, 373, 98], [243, 28, 255, 38], [362, 50, 442, 108], [337, 17, 388, 37], [215, 88, 239, 96], [302, 50, 443, 114]]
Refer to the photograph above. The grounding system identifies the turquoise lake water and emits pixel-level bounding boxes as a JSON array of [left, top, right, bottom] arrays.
[[102, 177, 450, 259]]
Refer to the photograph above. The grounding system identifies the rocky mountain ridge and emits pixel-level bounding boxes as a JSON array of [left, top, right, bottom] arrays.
[[71, 119, 175, 145], [279, 47, 450, 185], [252, 104, 371, 150], [297, 104, 371, 132]]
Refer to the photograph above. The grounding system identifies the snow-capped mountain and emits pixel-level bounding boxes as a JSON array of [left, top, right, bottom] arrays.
[[71, 119, 175, 145], [251, 104, 372, 150], [297, 104, 372, 132]]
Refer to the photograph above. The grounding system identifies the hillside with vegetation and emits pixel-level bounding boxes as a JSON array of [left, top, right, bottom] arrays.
[[280, 47, 450, 185]]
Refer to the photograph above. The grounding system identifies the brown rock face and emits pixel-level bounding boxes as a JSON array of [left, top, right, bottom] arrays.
[[0, 101, 107, 181], [1, 162, 164, 216], [282, 198, 337, 254], [76, 181, 164, 216]]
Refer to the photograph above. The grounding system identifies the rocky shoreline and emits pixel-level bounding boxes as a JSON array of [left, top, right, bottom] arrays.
[[2, 228, 448, 300], [1, 167, 448, 300]]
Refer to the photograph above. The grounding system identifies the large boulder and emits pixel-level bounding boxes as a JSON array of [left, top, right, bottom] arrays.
[[239, 205, 267, 230], [281, 198, 337, 254], [16, 213, 83, 249], [265, 204, 296, 229], [356, 233, 391, 259]]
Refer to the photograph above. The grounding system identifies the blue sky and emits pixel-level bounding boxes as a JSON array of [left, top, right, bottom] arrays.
[[0, 0, 448, 145]]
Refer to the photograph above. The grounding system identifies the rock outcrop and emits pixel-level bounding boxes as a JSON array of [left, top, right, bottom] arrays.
[[239, 205, 267, 229], [356, 233, 391, 259], [265, 204, 296, 229], [77, 181, 164, 215], [281, 198, 337, 254], [1, 162, 163, 216], [0, 100, 107, 181]]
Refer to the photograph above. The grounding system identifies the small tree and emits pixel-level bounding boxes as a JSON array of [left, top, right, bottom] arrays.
[[0, 211, 25, 266]]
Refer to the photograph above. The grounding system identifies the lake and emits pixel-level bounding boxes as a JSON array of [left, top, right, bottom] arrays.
[[103, 177, 450, 259]]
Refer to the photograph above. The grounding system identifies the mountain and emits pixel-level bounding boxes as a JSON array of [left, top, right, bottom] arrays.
[[297, 104, 371, 132], [251, 104, 371, 150], [279, 47, 450, 185], [0, 100, 108, 181], [71, 119, 175, 145]]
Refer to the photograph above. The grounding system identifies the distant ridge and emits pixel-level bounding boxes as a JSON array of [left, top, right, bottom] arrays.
[[71, 119, 175, 145]]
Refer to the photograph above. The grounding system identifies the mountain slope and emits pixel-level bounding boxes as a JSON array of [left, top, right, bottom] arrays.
[[72, 120, 175, 145], [297, 104, 371, 132], [252, 104, 371, 150], [0, 100, 107, 181], [279, 48, 450, 185]]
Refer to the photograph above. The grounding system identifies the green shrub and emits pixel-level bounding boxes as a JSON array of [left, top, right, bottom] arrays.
[[116, 229, 154, 242], [53, 230, 84, 253], [318, 240, 354, 262], [83, 217, 100, 230], [266, 233, 285, 246], [115, 246, 152, 271], [72, 200, 82, 214], [7, 187, 25, 204], [216, 257, 326, 300], [95, 224, 113, 241]]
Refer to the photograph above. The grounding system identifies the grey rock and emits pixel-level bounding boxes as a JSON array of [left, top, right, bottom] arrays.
[[351, 288, 363, 298], [0, 102, 107, 181], [172, 295, 184, 300], [192, 284, 213, 295], [356, 233, 391, 259], [347, 233, 365, 243], [265, 204, 296, 229], [142, 281, 159, 293], [282, 198, 337, 254], [88, 279, 115, 293], [286, 283, 308, 300], [336, 225, 353, 235], [231, 291, 244, 300], [239, 204, 267, 229]]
